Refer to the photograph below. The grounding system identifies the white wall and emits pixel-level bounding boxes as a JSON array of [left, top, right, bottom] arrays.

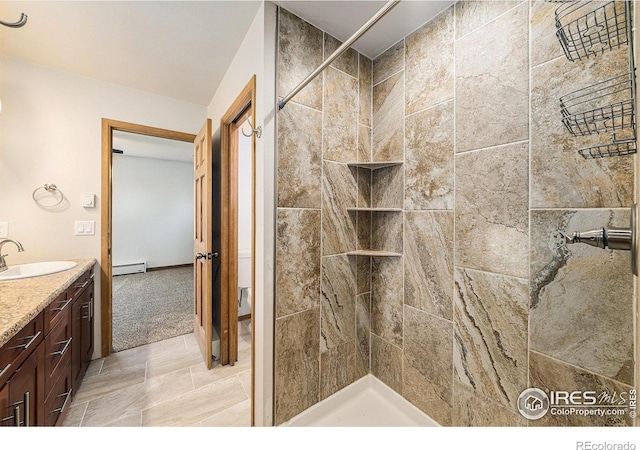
[[0, 55, 207, 357], [207, 2, 277, 426], [112, 155, 193, 268]]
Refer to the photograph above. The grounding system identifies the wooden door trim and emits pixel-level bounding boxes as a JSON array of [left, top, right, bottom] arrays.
[[100, 118, 196, 357], [219, 75, 256, 423]]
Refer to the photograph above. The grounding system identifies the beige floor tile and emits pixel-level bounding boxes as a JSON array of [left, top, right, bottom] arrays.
[[146, 344, 202, 379], [85, 359, 103, 378], [183, 332, 198, 349], [104, 412, 143, 427], [190, 347, 251, 389], [82, 368, 194, 426], [200, 399, 251, 427], [74, 364, 146, 404], [63, 402, 87, 426], [238, 369, 252, 396], [142, 376, 248, 426], [101, 335, 187, 374]]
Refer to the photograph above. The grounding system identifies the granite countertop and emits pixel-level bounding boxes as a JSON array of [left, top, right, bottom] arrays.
[[0, 258, 97, 347]]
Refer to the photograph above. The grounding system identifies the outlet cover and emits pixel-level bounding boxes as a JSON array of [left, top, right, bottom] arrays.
[[0, 222, 7, 239]]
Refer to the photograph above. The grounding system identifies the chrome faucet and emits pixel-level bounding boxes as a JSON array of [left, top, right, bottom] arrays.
[[0, 239, 24, 272]]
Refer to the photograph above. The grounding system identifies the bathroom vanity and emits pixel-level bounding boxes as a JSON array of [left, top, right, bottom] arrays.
[[0, 259, 96, 426]]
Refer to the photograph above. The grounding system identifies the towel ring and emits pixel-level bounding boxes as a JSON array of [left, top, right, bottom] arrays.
[[32, 183, 64, 207]]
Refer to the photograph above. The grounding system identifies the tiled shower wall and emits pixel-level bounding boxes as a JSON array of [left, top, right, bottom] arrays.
[[275, 1, 636, 426]]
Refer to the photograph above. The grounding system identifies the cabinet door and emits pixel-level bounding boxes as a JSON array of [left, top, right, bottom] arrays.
[[5, 344, 44, 426], [81, 282, 94, 375], [71, 280, 93, 392], [0, 380, 16, 426]]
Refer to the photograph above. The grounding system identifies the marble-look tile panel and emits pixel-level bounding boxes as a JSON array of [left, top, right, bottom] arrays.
[[371, 333, 402, 393], [455, 2, 528, 152], [321, 255, 356, 352], [530, 209, 634, 385], [405, 6, 454, 115], [404, 211, 453, 321], [356, 293, 371, 378], [278, 8, 323, 110], [372, 212, 403, 254], [373, 72, 404, 162], [372, 165, 403, 209], [322, 161, 357, 256], [453, 268, 528, 412], [324, 33, 359, 78], [530, 0, 565, 68], [320, 340, 357, 400], [371, 257, 403, 348], [453, 382, 527, 426], [530, 46, 633, 208], [356, 255, 370, 295], [357, 166, 371, 208], [275, 308, 321, 425], [455, 0, 524, 39], [323, 66, 358, 163], [405, 101, 454, 210], [373, 41, 404, 86], [358, 125, 372, 162], [359, 55, 372, 128], [276, 208, 321, 318], [277, 101, 322, 208], [357, 210, 371, 252], [402, 306, 453, 426], [455, 143, 529, 278], [529, 351, 634, 426]]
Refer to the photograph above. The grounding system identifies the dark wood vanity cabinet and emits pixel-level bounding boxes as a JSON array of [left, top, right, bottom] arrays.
[[0, 264, 95, 427]]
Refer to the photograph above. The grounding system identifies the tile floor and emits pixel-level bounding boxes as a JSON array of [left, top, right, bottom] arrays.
[[63, 320, 252, 427]]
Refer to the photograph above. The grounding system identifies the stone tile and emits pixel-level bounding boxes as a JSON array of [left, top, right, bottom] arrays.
[[358, 125, 372, 162], [74, 364, 146, 404], [530, 46, 633, 209], [373, 72, 404, 162], [371, 333, 402, 393], [455, 0, 524, 39], [455, 143, 529, 278], [372, 212, 402, 254], [371, 257, 403, 348], [405, 101, 454, 210], [324, 33, 358, 78], [402, 306, 453, 426], [190, 347, 252, 390], [372, 165, 403, 209], [276, 208, 321, 318], [320, 340, 357, 401], [200, 399, 251, 427], [277, 101, 322, 208], [274, 308, 320, 425], [356, 210, 371, 252], [453, 268, 528, 412], [359, 55, 372, 127], [238, 369, 252, 396], [102, 412, 142, 427], [100, 334, 187, 374], [356, 293, 371, 378], [323, 66, 358, 163], [63, 402, 87, 427], [321, 255, 356, 351], [405, 6, 454, 115], [357, 166, 371, 208], [322, 161, 357, 256], [82, 368, 194, 426], [356, 255, 370, 295], [278, 8, 323, 110], [142, 376, 247, 426], [373, 40, 404, 85], [145, 343, 202, 379], [530, 209, 634, 385], [453, 381, 527, 426], [455, 2, 528, 152], [530, 0, 564, 68], [529, 351, 634, 426], [404, 211, 454, 321]]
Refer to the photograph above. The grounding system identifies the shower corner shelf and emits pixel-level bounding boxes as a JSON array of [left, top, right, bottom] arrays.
[[347, 161, 403, 170], [347, 207, 402, 212], [346, 250, 402, 257]]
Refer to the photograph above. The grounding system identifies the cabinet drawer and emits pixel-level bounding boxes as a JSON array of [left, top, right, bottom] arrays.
[[71, 269, 94, 300], [43, 311, 72, 400], [43, 368, 72, 427], [43, 290, 73, 336], [0, 313, 43, 386]]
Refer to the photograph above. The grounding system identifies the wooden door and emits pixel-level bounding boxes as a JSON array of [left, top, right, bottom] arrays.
[[194, 119, 213, 369]]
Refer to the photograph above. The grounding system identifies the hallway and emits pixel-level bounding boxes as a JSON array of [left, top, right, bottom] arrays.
[[63, 321, 252, 426]]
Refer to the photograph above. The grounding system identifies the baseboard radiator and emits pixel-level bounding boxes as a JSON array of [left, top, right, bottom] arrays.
[[112, 261, 147, 276]]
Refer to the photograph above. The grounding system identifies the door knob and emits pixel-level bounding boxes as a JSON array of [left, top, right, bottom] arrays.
[[196, 253, 207, 260], [196, 252, 220, 260]]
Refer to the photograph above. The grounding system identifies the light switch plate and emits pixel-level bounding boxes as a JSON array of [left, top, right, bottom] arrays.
[[74, 221, 95, 236], [0, 222, 7, 239]]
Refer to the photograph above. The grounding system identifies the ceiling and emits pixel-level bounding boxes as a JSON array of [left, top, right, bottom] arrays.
[[0, 1, 453, 106]]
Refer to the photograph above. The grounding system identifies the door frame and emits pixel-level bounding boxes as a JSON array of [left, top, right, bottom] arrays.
[[100, 119, 196, 357], [219, 75, 257, 420]]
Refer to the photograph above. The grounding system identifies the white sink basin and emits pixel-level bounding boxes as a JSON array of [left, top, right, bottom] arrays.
[[0, 261, 78, 281]]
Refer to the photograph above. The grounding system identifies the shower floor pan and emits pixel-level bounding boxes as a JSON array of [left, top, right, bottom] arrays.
[[282, 374, 440, 427]]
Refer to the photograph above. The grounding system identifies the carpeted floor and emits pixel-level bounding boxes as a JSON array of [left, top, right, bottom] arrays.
[[112, 266, 194, 352]]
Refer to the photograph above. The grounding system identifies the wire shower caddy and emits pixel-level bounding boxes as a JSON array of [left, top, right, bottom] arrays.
[[554, 0, 637, 159]]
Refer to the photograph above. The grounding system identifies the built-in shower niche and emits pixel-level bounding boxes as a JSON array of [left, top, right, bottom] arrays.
[[347, 161, 403, 257]]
